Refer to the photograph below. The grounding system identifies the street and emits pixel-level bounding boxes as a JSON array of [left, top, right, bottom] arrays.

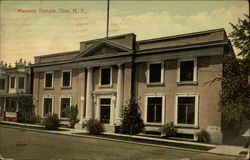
[[0, 126, 242, 160]]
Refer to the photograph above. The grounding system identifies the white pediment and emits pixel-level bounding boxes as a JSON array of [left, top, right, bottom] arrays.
[[75, 40, 132, 58]]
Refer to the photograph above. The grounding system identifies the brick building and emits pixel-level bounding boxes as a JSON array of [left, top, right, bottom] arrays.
[[31, 28, 234, 144]]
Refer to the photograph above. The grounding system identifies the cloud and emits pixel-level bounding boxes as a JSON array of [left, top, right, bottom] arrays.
[[0, 2, 248, 64]]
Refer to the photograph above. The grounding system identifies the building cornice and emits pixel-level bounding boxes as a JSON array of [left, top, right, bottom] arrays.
[[35, 50, 79, 58], [32, 38, 229, 70], [137, 40, 229, 54], [80, 33, 136, 44], [137, 28, 226, 44]]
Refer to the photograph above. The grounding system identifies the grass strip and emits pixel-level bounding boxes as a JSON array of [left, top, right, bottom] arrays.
[[0, 122, 69, 131], [141, 134, 197, 142], [74, 133, 214, 151]]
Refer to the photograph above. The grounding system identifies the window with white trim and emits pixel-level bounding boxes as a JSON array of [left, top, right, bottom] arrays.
[[45, 72, 53, 88], [43, 98, 53, 117], [18, 77, 25, 89], [62, 71, 71, 87], [176, 94, 198, 126], [0, 79, 5, 90], [100, 67, 112, 86], [147, 62, 164, 84], [145, 94, 165, 124], [177, 97, 195, 124], [10, 77, 15, 89], [60, 98, 71, 118], [177, 59, 197, 83], [100, 98, 111, 124]]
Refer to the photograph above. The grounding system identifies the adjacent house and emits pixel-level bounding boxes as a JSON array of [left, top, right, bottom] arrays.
[[31, 28, 234, 144], [0, 59, 32, 122]]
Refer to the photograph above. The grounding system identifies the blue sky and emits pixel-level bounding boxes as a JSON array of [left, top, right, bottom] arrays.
[[0, 1, 248, 64]]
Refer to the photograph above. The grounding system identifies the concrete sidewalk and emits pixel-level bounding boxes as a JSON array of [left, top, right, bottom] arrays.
[[1, 121, 249, 158]]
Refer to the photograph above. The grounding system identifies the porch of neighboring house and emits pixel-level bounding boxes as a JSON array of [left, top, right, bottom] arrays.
[[0, 96, 20, 122]]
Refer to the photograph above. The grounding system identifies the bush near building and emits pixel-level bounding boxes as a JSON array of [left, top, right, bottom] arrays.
[[86, 119, 105, 134], [162, 121, 177, 138], [65, 104, 80, 128], [43, 114, 60, 130], [120, 99, 144, 135], [196, 129, 211, 143]]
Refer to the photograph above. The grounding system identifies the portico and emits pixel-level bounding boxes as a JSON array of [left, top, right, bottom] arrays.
[[81, 63, 125, 129]]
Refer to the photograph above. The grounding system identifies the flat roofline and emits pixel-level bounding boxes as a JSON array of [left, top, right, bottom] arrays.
[[137, 28, 226, 44], [35, 50, 79, 58], [80, 33, 136, 44]]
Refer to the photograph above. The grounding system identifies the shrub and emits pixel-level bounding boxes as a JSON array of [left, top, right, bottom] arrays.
[[17, 95, 36, 124], [196, 129, 211, 143], [86, 119, 104, 134], [162, 121, 177, 137], [43, 114, 60, 130], [120, 98, 144, 135], [65, 104, 80, 128], [26, 114, 37, 124], [244, 139, 250, 148]]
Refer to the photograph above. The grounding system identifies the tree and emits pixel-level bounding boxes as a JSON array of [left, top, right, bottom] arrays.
[[207, 15, 249, 123], [120, 99, 144, 135], [17, 95, 37, 123], [219, 54, 249, 122], [228, 14, 250, 63], [65, 104, 80, 128]]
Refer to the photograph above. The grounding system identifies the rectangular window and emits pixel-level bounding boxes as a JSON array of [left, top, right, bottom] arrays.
[[180, 61, 194, 81], [10, 77, 15, 89], [100, 68, 111, 86], [100, 98, 111, 124], [147, 97, 162, 123], [0, 79, 5, 90], [60, 98, 70, 118], [149, 63, 162, 83], [43, 98, 53, 117], [18, 77, 25, 89], [45, 72, 53, 88], [177, 97, 195, 124], [62, 71, 71, 87]]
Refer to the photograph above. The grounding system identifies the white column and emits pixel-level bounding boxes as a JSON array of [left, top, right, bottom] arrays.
[[95, 96, 100, 121], [111, 95, 116, 125], [115, 64, 124, 125], [75, 96, 85, 129], [16, 100, 19, 112], [85, 67, 93, 121], [80, 96, 85, 122], [3, 97, 6, 111]]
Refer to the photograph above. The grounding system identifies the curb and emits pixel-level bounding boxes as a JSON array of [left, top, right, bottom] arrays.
[[0, 124, 245, 158]]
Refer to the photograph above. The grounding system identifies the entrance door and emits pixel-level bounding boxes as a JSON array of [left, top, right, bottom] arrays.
[[100, 98, 111, 124]]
